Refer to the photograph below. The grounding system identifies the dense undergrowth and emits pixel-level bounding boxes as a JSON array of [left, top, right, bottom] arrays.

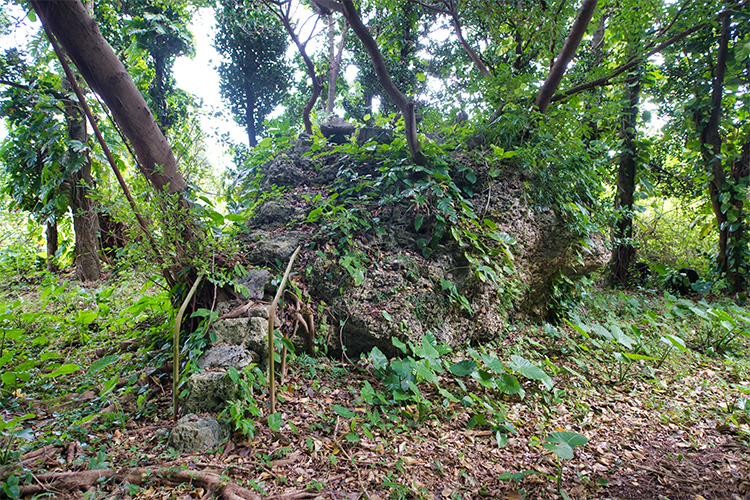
[[0, 260, 748, 498]]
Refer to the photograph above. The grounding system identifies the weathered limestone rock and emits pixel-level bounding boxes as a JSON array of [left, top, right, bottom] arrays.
[[356, 127, 393, 145], [320, 116, 355, 144], [197, 345, 257, 370], [247, 231, 305, 265], [211, 316, 269, 361], [261, 156, 309, 190], [238, 150, 609, 356], [168, 414, 228, 453], [236, 269, 273, 300], [253, 199, 305, 231], [182, 371, 239, 414], [294, 133, 314, 153]]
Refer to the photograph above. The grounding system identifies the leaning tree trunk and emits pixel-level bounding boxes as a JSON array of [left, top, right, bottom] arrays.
[[273, 4, 323, 135], [29, 0, 187, 195], [64, 78, 102, 282], [450, 9, 492, 78], [339, 0, 426, 165], [609, 71, 641, 288], [31, 0, 212, 305], [534, 0, 598, 114]]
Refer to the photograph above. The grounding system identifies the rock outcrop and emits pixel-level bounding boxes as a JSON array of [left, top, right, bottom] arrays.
[[235, 148, 607, 358]]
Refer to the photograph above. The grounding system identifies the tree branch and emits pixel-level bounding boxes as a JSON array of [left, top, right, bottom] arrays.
[[534, 0, 598, 113], [339, 0, 425, 165], [550, 0, 749, 105]]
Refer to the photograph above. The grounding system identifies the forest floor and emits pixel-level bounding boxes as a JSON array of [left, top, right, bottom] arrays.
[[1, 274, 749, 500]]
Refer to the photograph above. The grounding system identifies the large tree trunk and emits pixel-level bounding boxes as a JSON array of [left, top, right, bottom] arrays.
[[699, 14, 731, 275], [609, 72, 641, 288], [64, 78, 102, 282], [534, 0, 598, 114], [29, 0, 187, 195]]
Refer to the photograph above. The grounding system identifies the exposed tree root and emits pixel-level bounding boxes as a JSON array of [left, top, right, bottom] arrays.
[[18, 467, 264, 499]]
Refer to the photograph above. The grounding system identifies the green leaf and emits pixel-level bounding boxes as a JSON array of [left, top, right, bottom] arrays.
[[1, 372, 17, 386], [413, 359, 438, 384], [564, 319, 590, 338], [543, 441, 574, 460], [508, 355, 553, 390], [226, 366, 240, 384], [448, 359, 476, 376], [226, 213, 245, 222], [14, 427, 34, 440], [361, 380, 376, 404], [496, 373, 522, 395], [1, 329, 23, 341], [332, 405, 356, 418], [621, 352, 658, 361], [406, 379, 423, 399], [381, 310, 393, 322], [392, 337, 407, 354], [419, 337, 441, 367], [592, 324, 612, 340], [484, 353, 506, 374], [75, 310, 98, 325], [495, 431, 508, 447], [609, 324, 634, 348], [352, 268, 365, 286], [345, 432, 360, 442], [268, 412, 283, 431], [414, 215, 424, 232], [660, 334, 686, 351], [207, 209, 225, 225], [369, 347, 388, 371], [546, 431, 588, 449], [88, 355, 119, 374], [0, 350, 15, 369], [44, 363, 80, 378]]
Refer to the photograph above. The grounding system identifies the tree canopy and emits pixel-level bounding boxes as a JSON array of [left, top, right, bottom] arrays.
[[0, 0, 748, 291]]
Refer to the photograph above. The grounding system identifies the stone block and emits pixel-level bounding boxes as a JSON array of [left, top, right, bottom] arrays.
[[182, 371, 239, 414], [168, 414, 228, 453]]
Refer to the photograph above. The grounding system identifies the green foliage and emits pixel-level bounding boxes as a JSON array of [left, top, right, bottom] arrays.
[[662, 298, 750, 354], [563, 309, 686, 385], [0, 271, 181, 468], [543, 430, 589, 495], [297, 139, 521, 312], [0, 83, 81, 224], [636, 199, 712, 273], [223, 365, 266, 438], [214, 1, 291, 146], [364, 332, 559, 447]]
